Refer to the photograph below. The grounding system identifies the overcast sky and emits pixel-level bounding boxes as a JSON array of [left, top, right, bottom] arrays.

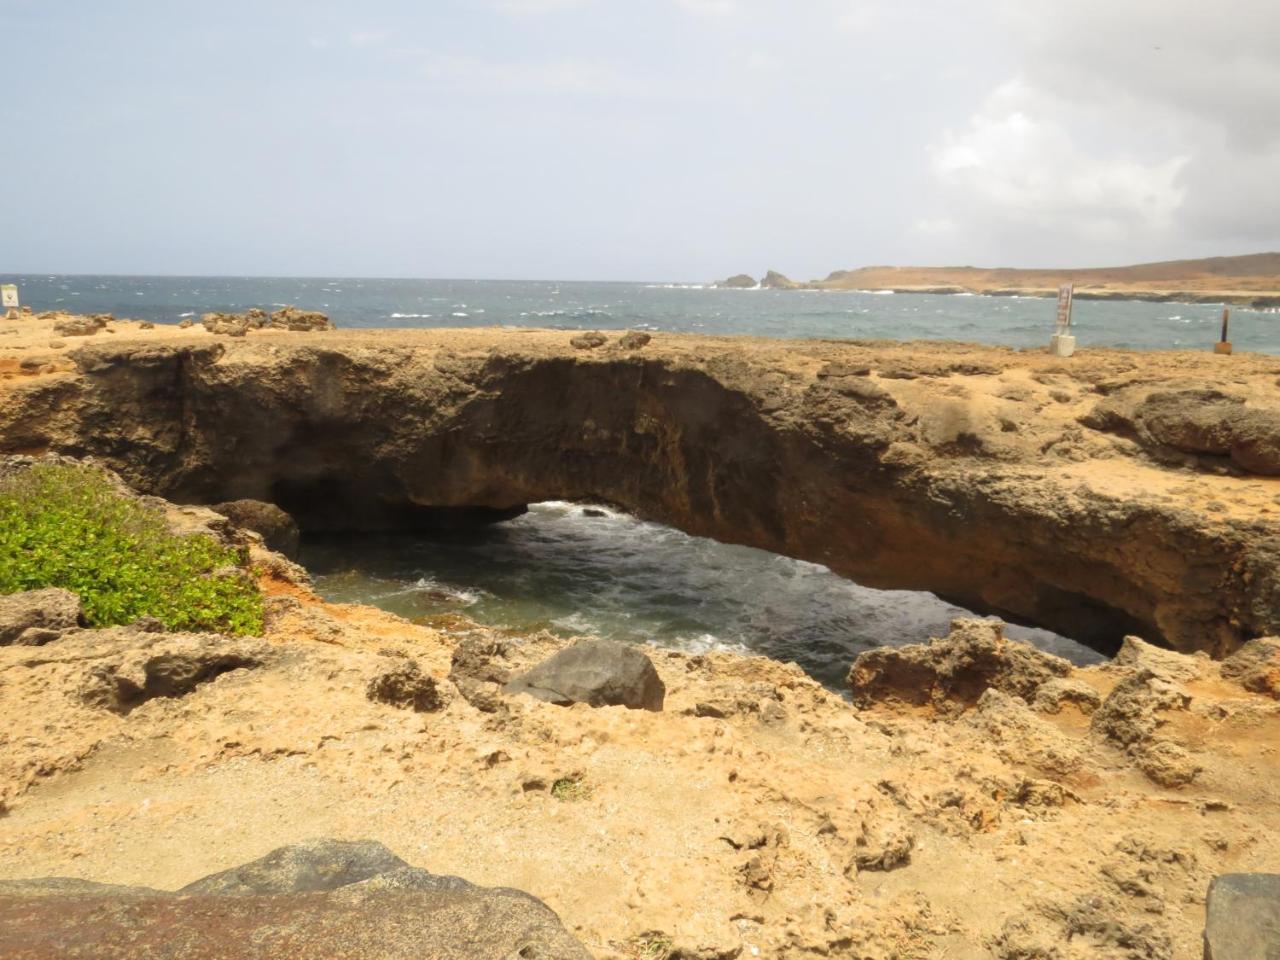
[[2, 0, 1277, 280]]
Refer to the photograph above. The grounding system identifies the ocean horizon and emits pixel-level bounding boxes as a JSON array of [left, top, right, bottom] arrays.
[[3, 272, 1277, 353]]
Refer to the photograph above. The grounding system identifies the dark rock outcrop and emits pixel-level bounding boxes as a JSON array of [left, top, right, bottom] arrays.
[[0, 840, 594, 959], [847, 619, 1071, 709], [617, 330, 652, 350], [366, 659, 449, 712], [505, 639, 666, 711], [0, 589, 83, 645], [210, 499, 301, 559], [719, 274, 757, 288], [1203, 873, 1280, 960]]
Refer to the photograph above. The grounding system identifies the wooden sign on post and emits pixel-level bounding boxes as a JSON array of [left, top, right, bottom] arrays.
[[0, 285, 18, 309], [1049, 282, 1076, 357]]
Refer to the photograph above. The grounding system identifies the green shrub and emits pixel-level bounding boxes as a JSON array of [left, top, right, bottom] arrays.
[[0, 462, 264, 635]]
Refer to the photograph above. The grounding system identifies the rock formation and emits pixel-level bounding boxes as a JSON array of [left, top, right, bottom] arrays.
[[505, 638, 666, 711], [2, 320, 1278, 657], [719, 273, 757, 288], [0, 840, 592, 959]]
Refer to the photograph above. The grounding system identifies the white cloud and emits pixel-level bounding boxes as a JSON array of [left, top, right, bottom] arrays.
[[349, 30, 390, 48], [415, 54, 639, 97], [924, 0, 1280, 260]]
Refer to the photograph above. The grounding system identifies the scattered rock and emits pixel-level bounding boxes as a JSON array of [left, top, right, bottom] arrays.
[[504, 638, 665, 711], [848, 619, 1071, 709], [366, 659, 449, 712], [1091, 669, 1190, 748], [0, 588, 83, 645], [617, 330, 652, 350], [1133, 739, 1201, 788], [177, 317, 194, 328], [1032, 677, 1102, 715], [52, 316, 107, 337], [0, 840, 593, 959], [1112, 635, 1209, 682], [139, 321, 155, 330], [1218, 637, 1279, 699], [570, 331, 608, 349], [210, 499, 301, 559], [1203, 873, 1280, 960], [448, 635, 514, 713]]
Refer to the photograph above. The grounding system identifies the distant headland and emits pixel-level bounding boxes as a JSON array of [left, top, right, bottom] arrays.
[[719, 252, 1280, 308]]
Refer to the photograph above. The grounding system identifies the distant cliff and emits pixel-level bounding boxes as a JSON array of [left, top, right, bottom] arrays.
[[722, 253, 1280, 307]]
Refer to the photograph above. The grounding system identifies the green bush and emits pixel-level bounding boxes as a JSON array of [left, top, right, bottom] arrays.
[[0, 462, 264, 635]]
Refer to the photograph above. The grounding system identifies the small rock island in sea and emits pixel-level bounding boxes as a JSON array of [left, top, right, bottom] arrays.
[[0, 308, 1278, 958]]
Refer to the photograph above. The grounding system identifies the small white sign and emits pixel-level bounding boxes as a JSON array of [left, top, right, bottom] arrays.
[[0, 285, 17, 309]]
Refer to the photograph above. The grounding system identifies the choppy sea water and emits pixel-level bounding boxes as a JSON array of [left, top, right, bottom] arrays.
[[6, 274, 1232, 678], [304, 502, 1105, 691], [3, 273, 1278, 352]]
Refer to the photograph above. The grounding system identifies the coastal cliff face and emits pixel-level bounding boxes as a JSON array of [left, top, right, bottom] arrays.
[[2, 318, 1279, 656]]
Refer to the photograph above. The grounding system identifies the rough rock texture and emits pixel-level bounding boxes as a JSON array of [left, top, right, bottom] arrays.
[[505, 639, 666, 711], [0, 840, 592, 959], [75, 628, 269, 714], [201, 307, 333, 337], [0, 588, 83, 645], [210, 499, 301, 559], [2, 320, 1280, 658], [1203, 873, 1280, 960], [848, 619, 1072, 708], [569, 331, 608, 349], [1218, 637, 1280, 699], [366, 657, 450, 712], [1084, 388, 1280, 475]]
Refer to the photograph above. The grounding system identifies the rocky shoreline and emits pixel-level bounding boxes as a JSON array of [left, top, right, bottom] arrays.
[[1, 314, 1279, 957], [0, 462, 1276, 957]]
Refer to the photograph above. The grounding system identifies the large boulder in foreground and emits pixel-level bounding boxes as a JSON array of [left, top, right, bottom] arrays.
[[505, 639, 666, 711], [847, 619, 1071, 709], [0, 588, 83, 645], [0, 840, 593, 960], [1203, 873, 1280, 959]]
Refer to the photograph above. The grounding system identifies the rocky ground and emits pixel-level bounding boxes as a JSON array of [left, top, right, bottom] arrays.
[[2, 313, 1279, 957], [2, 310, 1279, 660], [1, 481, 1278, 958]]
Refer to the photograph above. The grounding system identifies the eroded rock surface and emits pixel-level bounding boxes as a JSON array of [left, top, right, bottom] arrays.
[[0, 588, 83, 645]]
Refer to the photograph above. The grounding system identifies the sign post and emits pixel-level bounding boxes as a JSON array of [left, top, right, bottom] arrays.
[[1214, 307, 1233, 354], [1049, 283, 1075, 357], [0, 284, 18, 312]]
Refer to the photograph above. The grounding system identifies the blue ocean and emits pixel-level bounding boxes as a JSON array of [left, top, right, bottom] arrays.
[[4, 273, 1277, 352]]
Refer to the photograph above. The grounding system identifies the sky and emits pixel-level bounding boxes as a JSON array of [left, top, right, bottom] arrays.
[[2, 0, 1277, 280]]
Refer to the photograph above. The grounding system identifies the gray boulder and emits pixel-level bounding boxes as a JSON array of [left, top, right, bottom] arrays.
[[1203, 873, 1280, 959], [505, 639, 665, 711], [0, 839, 593, 959], [0, 588, 83, 645]]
